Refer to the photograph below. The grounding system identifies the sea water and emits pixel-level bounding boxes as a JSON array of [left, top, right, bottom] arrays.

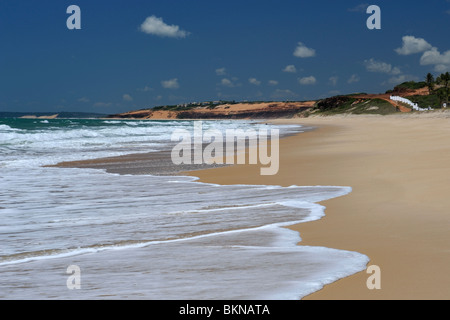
[[0, 118, 368, 299]]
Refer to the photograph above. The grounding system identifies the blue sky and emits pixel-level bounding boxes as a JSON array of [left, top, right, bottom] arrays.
[[0, 0, 449, 113]]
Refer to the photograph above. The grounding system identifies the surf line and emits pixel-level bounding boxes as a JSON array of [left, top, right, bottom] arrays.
[[170, 121, 280, 175]]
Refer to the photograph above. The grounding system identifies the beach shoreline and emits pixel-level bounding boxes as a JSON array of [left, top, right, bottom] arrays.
[[185, 114, 450, 300], [46, 114, 450, 299]]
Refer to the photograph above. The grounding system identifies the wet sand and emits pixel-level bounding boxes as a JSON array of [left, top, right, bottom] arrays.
[[185, 114, 450, 300]]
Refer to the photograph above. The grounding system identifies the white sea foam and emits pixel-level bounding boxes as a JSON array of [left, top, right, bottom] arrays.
[[0, 118, 368, 299], [0, 166, 368, 299], [0, 119, 301, 168]]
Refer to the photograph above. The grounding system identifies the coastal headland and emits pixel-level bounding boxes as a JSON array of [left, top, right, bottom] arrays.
[[107, 81, 435, 120], [47, 79, 450, 299]]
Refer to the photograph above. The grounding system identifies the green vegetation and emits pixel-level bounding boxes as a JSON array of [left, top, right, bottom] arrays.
[[383, 73, 450, 109], [395, 81, 427, 91], [313, 96, 397, 115], [408, 94, 440, 109], [151, 100, 238, 111], [435, 72, 450, 106], [316, 96, 356, 113], [420, 71, 450, 108], [385, 81, 427, 94], [426, 73, 434, 94], [351, 99, 397, 115]]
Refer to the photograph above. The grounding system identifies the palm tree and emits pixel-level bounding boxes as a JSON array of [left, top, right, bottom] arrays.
[[425, 73, 435, 94], [439, 72, 450, 86], [437, 88, 446, 107], [442, 72, 450, 106]]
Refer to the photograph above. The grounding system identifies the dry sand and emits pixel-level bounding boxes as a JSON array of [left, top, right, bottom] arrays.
[[185, 114, 450, 300]]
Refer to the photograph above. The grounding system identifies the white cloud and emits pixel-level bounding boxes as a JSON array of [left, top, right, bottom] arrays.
[[420, 47, 450, 72], [161, 78, 180, 89], [268, 80, 278, 86], [248, 78, 261, 86], [282, 65, 297, 73], [293, 42, 316, 58], [348, 74, 360, 83], [364, 58, 401, 75], [221, 78, 234, 87], [394, 35, 450, 73], [395, 36, 433, 55], [140, 16, 190, 38], [298, 76, 317, 85], [215, 68, 226, 76], [123, 94, 133, 101]]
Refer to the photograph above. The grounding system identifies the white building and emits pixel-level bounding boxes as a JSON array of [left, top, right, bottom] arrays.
[[390, 96, 432, 111]]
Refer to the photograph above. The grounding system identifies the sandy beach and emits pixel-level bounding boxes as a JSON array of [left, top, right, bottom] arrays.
[[186, 113, 450, 300]]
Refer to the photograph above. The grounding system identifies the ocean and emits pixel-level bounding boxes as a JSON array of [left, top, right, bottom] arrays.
[[0, 118, 369, 299]]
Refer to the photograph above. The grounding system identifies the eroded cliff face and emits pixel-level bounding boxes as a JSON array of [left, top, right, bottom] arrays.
[[107, 101, 316, 120]]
